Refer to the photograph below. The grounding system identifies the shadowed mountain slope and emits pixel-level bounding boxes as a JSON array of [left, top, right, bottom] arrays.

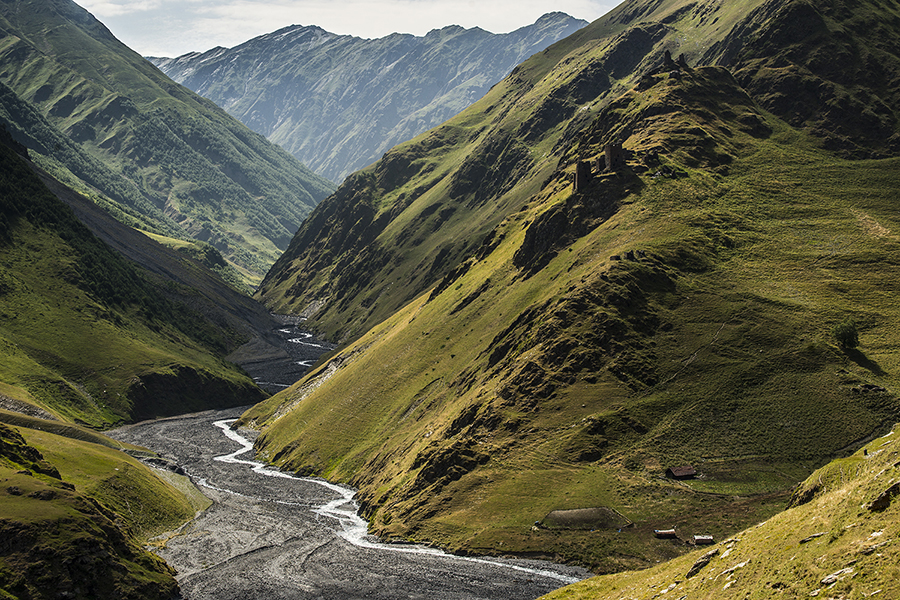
[[150, 13, 588, 183], [244, 0, 900, 571], [0, 135, 266, 427], [0, 0, 335, 285]]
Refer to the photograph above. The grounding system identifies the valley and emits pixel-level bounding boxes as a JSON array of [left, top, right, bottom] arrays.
[[2, 0, 900, 597]]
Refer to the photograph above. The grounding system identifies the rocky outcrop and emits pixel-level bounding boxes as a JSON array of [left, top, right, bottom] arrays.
[[127, 366, 267, 422]]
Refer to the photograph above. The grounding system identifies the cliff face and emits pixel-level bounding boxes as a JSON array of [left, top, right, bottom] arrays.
[[244, 0, 900, 570], [150, 13, 588, 183]]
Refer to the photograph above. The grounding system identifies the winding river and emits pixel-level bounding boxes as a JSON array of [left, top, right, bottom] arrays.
[[110, 408, 588, 599]]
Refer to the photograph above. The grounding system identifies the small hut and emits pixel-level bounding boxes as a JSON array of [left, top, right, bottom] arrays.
[[654, 528, 677, 539], [666, 465, 697, 480]]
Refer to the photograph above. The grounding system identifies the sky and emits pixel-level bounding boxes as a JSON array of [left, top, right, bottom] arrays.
[[75, 0, 620, 57]]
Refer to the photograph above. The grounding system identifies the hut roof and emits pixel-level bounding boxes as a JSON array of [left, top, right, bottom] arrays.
[[667, 465, 697, 478]]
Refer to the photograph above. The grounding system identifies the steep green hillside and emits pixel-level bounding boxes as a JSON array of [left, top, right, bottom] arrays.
[[0, 80, 165, 236], [0, 139, 265, 427], [541, 425, 900, 599], [151, 13, 588, 183], [0, 0, 335, 285], [246, 0, 900, 570], [258, 0, 900, 337], [0, 418, 198, 599]]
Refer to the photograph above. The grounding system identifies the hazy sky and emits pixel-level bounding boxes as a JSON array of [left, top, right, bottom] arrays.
[[75, 0, 619, 57]]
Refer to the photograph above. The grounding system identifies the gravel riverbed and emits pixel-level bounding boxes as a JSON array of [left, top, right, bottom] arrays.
[[109, 408, 589, 599]]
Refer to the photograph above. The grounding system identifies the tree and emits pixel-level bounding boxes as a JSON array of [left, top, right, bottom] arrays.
[[832, 318, 859, 350]]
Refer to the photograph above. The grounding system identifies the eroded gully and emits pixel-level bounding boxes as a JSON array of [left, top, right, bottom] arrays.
[[109, 408, 589, 599]]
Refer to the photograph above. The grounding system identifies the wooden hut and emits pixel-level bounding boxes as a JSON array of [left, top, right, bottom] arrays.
[[654, 528, 677, 539], [666, 465, 697, 480]]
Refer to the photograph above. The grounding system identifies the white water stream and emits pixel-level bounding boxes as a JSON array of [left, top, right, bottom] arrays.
[[281, 329, 329, 349], [209, 419, 581, 585]]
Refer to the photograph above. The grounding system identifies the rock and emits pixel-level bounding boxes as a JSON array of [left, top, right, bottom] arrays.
[[686, 547, 719, 578], [719, 559, 749, 578], [820, 567, 854, 585], [865, 481, 900, 511], [27, 489, 57, 500]]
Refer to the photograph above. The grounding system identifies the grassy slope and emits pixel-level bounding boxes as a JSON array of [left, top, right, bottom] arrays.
[[0, 0, 335, 285], [243, 57, 900, 571], [0, 420, 200, 599], [0, 80, 166, 236], [0, 141, 265, 427], [542, 426, 900, 599]]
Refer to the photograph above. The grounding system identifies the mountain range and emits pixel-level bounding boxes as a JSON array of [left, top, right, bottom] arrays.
[[149, 13, 588, 183], [242, 0, 900, 574], [0, 0, 335, 286]]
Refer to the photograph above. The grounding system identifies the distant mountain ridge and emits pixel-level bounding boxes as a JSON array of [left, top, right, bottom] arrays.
[[149, 13, 588, 182]]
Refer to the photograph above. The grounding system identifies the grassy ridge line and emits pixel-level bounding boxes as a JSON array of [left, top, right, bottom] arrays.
[[0, 409, 134, 451], [242, 67, 900, 569], [541, 426, 900, 599], [16, 424, 201, 542]]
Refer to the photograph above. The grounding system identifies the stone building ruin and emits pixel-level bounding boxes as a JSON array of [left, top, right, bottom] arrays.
[[573, 142, 626, 192]]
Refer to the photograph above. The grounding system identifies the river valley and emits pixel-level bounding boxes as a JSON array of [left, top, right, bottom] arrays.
[[109, 408, 589, 599]]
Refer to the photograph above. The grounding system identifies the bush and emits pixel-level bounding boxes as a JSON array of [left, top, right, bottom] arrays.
[[832, 318, 859, 350]]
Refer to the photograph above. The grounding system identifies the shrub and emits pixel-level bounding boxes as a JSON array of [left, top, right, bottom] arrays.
[[832, 318, 859, 350]]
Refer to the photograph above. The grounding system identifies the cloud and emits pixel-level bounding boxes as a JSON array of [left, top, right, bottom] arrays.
[[78, 0, 165, 17], [76, 0, 616, 56]]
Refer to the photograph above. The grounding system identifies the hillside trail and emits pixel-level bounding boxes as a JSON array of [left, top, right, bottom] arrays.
[[109, 408, 588, 599]]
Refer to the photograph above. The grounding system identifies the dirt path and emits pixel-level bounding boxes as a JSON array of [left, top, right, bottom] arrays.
[[110, 408, 588, 599]]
